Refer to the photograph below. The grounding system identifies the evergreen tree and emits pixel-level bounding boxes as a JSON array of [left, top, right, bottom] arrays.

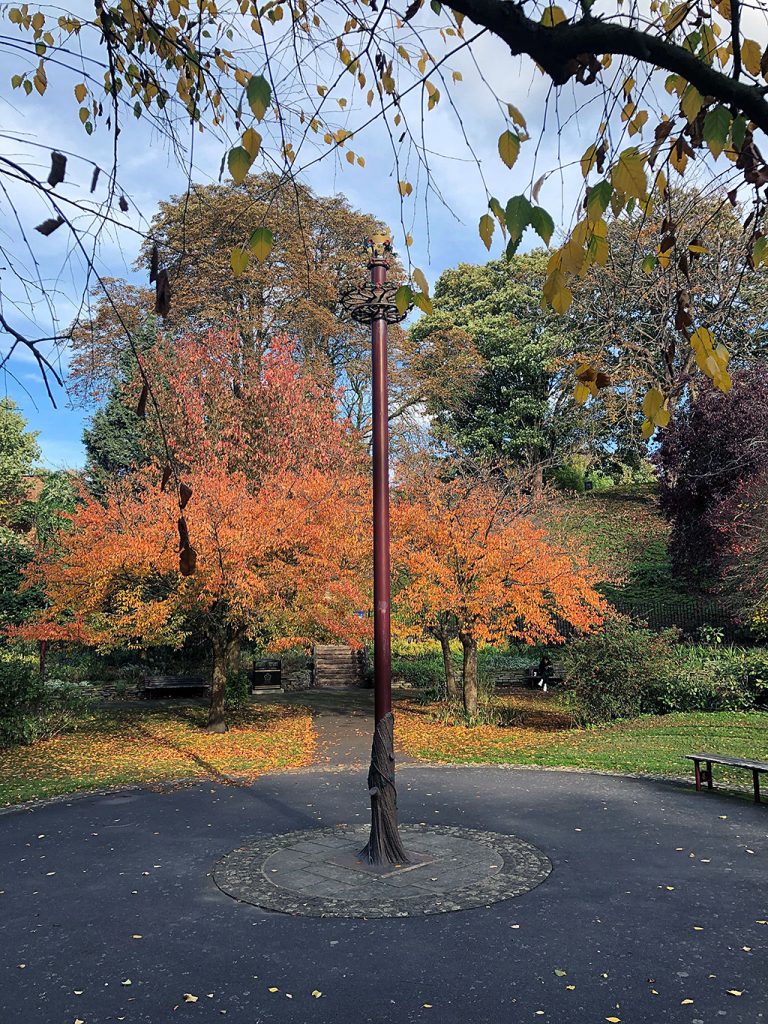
[[82, 319, 157, 499], [0, 399, 41, 630], [406, 253, 589, 469]]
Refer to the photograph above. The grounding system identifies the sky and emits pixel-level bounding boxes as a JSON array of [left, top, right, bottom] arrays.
[[0, 3, 728, 468]]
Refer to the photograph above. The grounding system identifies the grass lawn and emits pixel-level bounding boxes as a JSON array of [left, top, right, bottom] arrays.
[[0, 703, 315, 807], [397, 693, 768, 787]]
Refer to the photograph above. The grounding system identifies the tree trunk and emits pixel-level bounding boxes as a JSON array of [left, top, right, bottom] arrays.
[[440, 633, 460, 701], [207, 634, 229, 732], [225, 632, 241, 679], [358, 711, 410, 865], [461, 635, 479, 718]]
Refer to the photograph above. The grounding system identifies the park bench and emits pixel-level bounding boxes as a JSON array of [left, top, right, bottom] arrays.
[[494, 665, 565, 690], [140, 674, 210, 699], [685, 752, 768, 803]]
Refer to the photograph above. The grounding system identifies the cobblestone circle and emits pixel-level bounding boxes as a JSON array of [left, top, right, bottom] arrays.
[[213, 823, 552, 918]]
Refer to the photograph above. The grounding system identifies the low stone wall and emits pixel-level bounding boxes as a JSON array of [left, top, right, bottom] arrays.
[[281, 652, 314, 691]]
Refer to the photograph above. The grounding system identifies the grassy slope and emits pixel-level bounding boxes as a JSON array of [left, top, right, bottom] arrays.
[[549, 483, 694, 605], [0, 703, 315, 806], [397, 694, 768, 788]]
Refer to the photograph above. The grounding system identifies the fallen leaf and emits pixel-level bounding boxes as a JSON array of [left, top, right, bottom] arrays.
[[743, 946, 752, 952], [693, 926, 704, 931], [682, 998, 694, 1004], [651, 989, 658, 995], [183, 993, 198, 1002], [566, 984, 576, 991], [132, 935, 142, 939], [121, 979, 131, 986], [268, 987, 279, 993], [665, 886, 675, 891], [423, 1004, 433, 1008], [727, 990, 743, 996], [554, 969, 567, 976], [606, 1018, 621, 1023], [311, 990, 322, 998], [74, 991, 83, 996]]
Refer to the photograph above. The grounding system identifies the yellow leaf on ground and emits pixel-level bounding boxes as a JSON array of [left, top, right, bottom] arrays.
[[183, 993, 198, 1002]]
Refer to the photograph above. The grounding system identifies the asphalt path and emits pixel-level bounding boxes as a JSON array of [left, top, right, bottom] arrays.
[[1, 763, 766, 1024]]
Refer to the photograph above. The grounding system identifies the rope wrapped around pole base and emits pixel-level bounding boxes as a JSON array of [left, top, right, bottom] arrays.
[[358, 712, 410, 865]]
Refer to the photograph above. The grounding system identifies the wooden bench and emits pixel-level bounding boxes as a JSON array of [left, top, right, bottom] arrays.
[[141, 675, 210, 699], [685, 752, 768, 804], [494, 665, 565, 690]]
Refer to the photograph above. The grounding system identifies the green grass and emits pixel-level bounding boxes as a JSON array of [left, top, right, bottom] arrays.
[[398, 695, 768, 791]]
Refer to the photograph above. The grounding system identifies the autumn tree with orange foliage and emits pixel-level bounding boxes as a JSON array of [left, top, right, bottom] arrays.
[[20, 332, 371, 730], [393, 466, 606, 717]]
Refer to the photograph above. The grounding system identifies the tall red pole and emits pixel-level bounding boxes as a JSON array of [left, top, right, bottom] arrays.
[[355, 244, 408, 865], [370, 256, 392, 724]]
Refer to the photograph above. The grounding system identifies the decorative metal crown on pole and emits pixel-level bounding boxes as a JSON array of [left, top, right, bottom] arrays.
[[339, 233, 412, 325]]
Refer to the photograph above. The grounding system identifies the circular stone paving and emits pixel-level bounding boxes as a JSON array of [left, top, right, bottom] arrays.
[[213, 823, 552, 918]]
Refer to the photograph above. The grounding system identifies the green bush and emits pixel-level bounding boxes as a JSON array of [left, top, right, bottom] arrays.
[[551, 463, 585, 493], [392, 651, 446, 693], [660, 645, 768, 712], [0, 658, 92, 746], [224, 668, 251, 708], [563, 617, 680, 725]]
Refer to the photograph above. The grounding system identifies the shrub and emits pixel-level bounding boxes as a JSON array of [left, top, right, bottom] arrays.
[[224, 668, 251, 709], [0, 657, 92, 746], [563, 616, 680, 725], [551, 463, 585, 494], [392, 651, 445, 692], [660, 645, 768, 712]]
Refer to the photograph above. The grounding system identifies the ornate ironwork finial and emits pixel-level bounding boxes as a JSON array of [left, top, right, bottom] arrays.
[[366, 232, 393, 264], [339, 235, 412, 324]]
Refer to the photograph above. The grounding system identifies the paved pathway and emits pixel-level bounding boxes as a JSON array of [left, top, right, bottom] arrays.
[[1, 695, 767, 1023], [252, 687, 421, 770]]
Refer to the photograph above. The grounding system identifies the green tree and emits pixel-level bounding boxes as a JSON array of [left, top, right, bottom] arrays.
[[406, 253, 592, 470], [81, 320, 157, 500], [0, 398, 40, 530], [0, 400, 41, 631]]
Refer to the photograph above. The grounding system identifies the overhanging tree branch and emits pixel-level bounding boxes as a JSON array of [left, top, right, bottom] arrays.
[[449, 1, 768, 134]]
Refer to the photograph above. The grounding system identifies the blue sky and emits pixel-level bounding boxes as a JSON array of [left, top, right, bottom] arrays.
[[0, 18, 614, 468]]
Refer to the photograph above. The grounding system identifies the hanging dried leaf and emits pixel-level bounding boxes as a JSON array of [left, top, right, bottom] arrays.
[[160, 465, 172, 491], [90, 166, 100, 193], [35, 216, 65, 236], [119, 195, 129, 212], [179, 545, 197, 576], [136, 382, 149, 418], [155, 269, 171, 316], [47, 151, 66, 187], [178, 516, 191, 550], [179, 482, 193, 509], [149, 244, 159, 284]]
